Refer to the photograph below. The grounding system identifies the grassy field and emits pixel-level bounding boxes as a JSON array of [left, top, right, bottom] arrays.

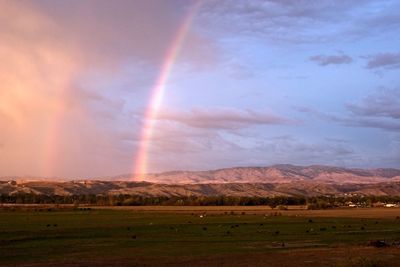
[[1, 207, 400, 266]]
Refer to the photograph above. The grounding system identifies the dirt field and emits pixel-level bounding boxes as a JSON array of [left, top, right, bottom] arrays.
[[10, 247, 400, 267], [89, 205, 400, 218], [1, 206, 400, 266]]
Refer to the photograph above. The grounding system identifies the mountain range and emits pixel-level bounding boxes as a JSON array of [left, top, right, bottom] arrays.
[[2, 165, 400, 197]]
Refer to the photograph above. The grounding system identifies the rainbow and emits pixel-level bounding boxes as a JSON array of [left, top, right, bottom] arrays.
[[133, 1, 201, 179]]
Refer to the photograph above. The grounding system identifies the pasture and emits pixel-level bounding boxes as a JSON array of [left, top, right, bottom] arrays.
[[1, 206, 400, 266]]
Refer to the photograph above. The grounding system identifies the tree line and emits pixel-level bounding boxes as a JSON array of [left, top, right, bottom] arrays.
[[1, 193, 400, 208]]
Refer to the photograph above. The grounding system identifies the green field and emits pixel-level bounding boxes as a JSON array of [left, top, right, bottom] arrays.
[[1, 207, 400, 266]]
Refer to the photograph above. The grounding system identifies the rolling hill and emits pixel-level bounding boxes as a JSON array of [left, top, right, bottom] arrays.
[[1, 165, 400, 197], [112, 164, 400, 184]]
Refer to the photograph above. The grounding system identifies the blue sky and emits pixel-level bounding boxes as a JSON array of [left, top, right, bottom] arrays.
[[0, 0, 399, 178]]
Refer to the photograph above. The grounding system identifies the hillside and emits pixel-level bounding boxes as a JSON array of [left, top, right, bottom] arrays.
[[2, 165, 400, 197], [2, 180, 400, 197], [116, 164, 400, 184]]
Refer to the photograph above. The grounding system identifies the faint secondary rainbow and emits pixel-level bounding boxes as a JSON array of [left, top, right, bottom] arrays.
[[133, 1, 201, 179]]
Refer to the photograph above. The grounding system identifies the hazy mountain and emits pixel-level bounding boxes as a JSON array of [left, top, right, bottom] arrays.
[[1, 165, 400, 197], [2, 180, 400, 197], [112, 164, 400, 184]]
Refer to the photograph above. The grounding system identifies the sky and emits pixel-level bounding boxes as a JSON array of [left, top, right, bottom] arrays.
[[1, 0, 400, 178]]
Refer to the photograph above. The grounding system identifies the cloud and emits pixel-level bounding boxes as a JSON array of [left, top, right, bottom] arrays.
[[157, 107, 294, 129], [365, 52, 400, 69], [310, 54, 353, 66], [244, 135, 365, 168], [343, 88, 400, 131], [23, 0, 217, 68], [297, 88, 400, 132], [299, 107, 400, 132], [294, 106, 342, 123], [256, 136, 354, 157], [227, 63, 255, 79], [151, 123, 241, 154], [344, 118, 400, 131], [198, 1, 398, 44], [144, 128, 363, 173], [0, 1, 220, 177], [346, 88, 400, 119], [1, 1, 399, 177], [131, 121, 247, 172]]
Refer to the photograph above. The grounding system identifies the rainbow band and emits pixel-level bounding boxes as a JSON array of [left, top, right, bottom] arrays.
[[133, 1, 201, 179]]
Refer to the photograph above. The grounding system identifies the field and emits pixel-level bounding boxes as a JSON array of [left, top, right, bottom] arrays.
[[1, 206, 400, 266]]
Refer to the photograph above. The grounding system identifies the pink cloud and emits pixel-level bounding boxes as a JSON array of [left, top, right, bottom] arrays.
[[157, 107, 294, 129]]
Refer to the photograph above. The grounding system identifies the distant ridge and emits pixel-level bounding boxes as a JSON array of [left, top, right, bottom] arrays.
[[2, 165, 400, 184], [1, 165, 400, 197], [109, 164, 400, 184], [1, 180, 400, 197]]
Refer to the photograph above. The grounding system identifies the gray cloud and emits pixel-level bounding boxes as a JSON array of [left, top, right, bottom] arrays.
[[294, 106, 342, 122], [1, 1, 399, 177], [297, 88, 400, 132], [198, 1, 400, 44], [152, 124, 241, 155], [324, 137, 348, 144], [346, 88, 400, 119], [0, 1, 218, 178], [299, 107, 400, 132], [256, 136, 354, 157], [310, 54, 353, 66], [157, 107, 294, 130], [342, 88, 400, 131], [343, 118, 400, 131], [144, 128, 365, 172], [26, 0, 217, 68], [251, 135, 360, 168], [133, 121, 247, 172], [365, 52, 400, 69]]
